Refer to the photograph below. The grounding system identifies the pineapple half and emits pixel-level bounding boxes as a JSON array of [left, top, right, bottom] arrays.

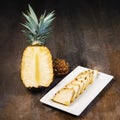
[[21, 5, 55, 88]]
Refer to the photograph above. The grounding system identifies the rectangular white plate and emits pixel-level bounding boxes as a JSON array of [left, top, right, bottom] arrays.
[[40, 66, 113, 116]]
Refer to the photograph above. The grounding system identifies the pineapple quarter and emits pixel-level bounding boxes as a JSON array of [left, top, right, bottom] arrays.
[[20, 4, 55, 88]]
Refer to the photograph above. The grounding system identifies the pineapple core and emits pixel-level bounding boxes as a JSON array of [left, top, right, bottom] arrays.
[[21, 46, 53, 88]]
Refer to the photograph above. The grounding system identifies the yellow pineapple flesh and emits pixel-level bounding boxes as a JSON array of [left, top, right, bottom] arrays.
[[21, 46, 53, 88]]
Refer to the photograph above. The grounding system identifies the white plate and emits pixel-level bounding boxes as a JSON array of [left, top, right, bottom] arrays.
[[40, 66, 113, 116]]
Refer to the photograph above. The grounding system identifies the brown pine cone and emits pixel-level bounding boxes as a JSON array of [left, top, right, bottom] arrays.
[[53, 58, 70, 76]]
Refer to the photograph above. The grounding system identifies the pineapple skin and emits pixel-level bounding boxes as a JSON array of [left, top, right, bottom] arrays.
[[21, 45, 54, 88]]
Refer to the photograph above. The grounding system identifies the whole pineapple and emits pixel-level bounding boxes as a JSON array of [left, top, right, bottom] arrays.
[[21, 5, 55, 88], [53, 58, 69, 76]]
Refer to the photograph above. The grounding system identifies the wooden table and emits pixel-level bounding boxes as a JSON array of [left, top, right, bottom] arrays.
[[0, 0, 120, 120]]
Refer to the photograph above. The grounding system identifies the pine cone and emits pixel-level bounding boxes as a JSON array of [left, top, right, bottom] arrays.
[[53, 58, 70, 76]]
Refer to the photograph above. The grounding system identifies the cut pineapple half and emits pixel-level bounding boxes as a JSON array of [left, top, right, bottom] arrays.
[[21, 46, 53, 88], [20, 5, 55, 88]]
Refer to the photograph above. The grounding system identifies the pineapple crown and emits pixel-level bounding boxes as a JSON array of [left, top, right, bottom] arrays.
[[21, 4, 55, 45]]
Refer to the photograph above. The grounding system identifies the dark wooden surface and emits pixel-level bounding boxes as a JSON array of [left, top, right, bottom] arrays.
[[0, 0, 120, 120]]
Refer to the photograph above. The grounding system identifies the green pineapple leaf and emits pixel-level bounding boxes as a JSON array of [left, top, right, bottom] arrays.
[[21, 4, 55, 45], [28, 4, 38, 24], [22, 12, 38, 34]]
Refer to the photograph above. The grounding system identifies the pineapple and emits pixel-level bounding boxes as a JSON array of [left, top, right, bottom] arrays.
[[53, 58, 70, 76], [21, 5, 55, 88]]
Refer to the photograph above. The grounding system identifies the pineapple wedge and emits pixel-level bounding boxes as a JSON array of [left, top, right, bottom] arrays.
[[71, 80, 83, 95], [52, 88, 75, 106], [65, 83, 80, 101]]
